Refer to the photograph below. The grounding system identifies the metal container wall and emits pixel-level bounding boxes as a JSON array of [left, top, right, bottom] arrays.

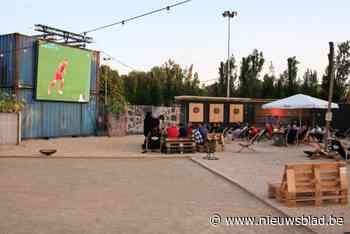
[[0, 34, 16, 88], [0, 33, 99, 139]]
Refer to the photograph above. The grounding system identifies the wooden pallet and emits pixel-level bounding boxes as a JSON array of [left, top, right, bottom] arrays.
[[207, 133, 225, 152], [268, 162, 348, 207], [165, 138, 196, 154]]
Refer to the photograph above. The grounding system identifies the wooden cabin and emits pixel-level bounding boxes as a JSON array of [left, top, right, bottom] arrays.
[[175, 96, 315, 127]]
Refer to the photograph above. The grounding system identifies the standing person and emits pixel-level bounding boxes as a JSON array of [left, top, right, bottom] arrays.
[[142, 112, 152, 153], [159, 115, 166, 132], [48, 58, 69, 96]]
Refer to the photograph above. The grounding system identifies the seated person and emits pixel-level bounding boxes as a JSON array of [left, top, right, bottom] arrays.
[[265, 123, 273, 138], [179, 124, 188, 138], [186, 122, 193, 137], [199, 123, 209, 143], [192, 125, 204, 145], [309, 126, 324, 143], [209, 123, 219, 133], [249, 126, 260, 139], [286, 125, 298, 144], [166, 124, 179, 139], [329, 139, 348, 160]]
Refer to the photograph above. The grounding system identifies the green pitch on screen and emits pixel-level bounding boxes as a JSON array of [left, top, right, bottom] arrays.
[[36, 41, 92, 102]]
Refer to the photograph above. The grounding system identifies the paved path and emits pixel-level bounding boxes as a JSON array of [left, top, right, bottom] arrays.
[[192, 141, 350, 234], [0, 158, 312, 234]]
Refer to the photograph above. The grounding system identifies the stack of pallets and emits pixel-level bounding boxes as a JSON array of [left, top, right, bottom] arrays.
[[268, 162, 348, 207], [164, 138, 196, 154]]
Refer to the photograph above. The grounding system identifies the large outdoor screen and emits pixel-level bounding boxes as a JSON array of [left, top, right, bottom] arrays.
[[36, 41, 92, 102]]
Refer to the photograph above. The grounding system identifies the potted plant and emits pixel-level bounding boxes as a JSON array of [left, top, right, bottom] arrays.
[[0, 92, 25, 144]]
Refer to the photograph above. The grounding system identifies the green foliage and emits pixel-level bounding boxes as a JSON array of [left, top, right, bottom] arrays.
[[238, 49, 265, 98], [99, 65, 126, 114], [99, 41, 350, 105], [286, 56, 300, 96], [121, 59, 205, 106], [321, 41, 350, 102], [0, 92, 25, 113], [301, 69, 319, 97]]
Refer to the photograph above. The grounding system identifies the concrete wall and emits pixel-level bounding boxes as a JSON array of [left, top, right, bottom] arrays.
[[127, 105, 180, 135], [0, 112, 21, 145]]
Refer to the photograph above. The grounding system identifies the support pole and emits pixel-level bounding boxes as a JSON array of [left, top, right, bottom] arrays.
[[226, 17, 231, 98], [324, 42, 335, 152]]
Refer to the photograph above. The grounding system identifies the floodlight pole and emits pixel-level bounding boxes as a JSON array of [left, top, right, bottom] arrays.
[[103, 57, 112, 105], [222, 11, 237, 98], [324, 42, 335, 152]]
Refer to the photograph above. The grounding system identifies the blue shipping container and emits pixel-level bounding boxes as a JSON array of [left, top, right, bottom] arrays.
[[0, 33, 100, 139]]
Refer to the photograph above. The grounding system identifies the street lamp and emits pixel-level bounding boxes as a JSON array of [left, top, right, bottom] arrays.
[[222, 10, 238, 98]]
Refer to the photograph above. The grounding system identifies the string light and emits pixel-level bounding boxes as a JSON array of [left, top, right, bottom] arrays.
[[82, 0, 192, 34]]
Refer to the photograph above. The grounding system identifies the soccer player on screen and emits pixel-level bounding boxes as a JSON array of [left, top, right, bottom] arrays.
[[48, 58, 68, 96]]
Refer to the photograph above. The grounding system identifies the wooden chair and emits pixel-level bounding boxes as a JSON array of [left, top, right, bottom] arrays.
[[268, 162, 348, 207], [164, 138, 196, 154]]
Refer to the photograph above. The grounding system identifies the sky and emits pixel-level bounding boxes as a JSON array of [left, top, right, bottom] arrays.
[[1, 0, 350, 84]]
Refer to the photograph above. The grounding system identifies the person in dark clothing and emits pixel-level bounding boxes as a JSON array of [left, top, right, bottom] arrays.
[[179, 124, 188, 138], [143, 112, 152, 137], [142, 112, 153, 153]]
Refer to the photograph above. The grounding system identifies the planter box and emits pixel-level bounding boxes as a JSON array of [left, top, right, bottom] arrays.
[[0, 112, 21, 145], [107, 113, 127, 137]]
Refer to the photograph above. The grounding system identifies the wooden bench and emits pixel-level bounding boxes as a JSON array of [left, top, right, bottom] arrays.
[[268, 162, 348, 207], [164, 138, 196, 154], [207, 133, 225, 152]]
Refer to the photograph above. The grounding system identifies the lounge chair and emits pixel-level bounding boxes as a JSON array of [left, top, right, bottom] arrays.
[[237, 129, 267, 153]]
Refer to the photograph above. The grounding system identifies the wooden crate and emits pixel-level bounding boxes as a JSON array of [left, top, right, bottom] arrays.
[[268, 162, 348, 207], [165, 138, 196, 154]]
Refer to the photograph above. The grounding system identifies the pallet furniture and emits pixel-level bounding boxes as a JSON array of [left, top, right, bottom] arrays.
[[164, 138, 196, 154], [268, 162, 348, 207], [207, 133, 225, 152]]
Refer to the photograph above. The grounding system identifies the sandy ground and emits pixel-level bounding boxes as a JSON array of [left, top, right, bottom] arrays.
[[1, 136, 349, 233], [192, 140, 350, 234], [0, 135, 190, 158], [0, 158, 312, 234]]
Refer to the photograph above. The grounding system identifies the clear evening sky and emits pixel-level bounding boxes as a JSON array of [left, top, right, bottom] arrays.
[[1, 0, 350, 84]]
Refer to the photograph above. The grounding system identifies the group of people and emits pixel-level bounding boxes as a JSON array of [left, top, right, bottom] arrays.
[[142, 111, 225, 153]]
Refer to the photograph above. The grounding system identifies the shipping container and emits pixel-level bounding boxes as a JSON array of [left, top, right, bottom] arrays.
[[0, 33, 100, 139]]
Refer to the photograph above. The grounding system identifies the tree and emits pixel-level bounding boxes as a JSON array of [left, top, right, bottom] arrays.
[[286, 57, 300, 96], [238, 49, 265, 98], [321, 41, 350, 102], [261, 74, 275, 98], [99, 65, 126, 114], [216, 55, 237, 97], [301, 69, 319, 97]]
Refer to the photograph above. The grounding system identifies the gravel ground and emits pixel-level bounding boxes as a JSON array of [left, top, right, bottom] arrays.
[[0, 135, 191, 158], [192, 140, 350, 234], [0, 158, 312, 234]]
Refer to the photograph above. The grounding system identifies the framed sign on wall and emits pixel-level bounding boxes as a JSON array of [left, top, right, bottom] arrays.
[[189, 103, 204, 122], [230, 104, 244, 123], [209, 104, 224, 123]]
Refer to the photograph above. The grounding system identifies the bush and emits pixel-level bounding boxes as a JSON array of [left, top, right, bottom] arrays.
[[0, 92, 25, 113], [107, 96, 126, 115]]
